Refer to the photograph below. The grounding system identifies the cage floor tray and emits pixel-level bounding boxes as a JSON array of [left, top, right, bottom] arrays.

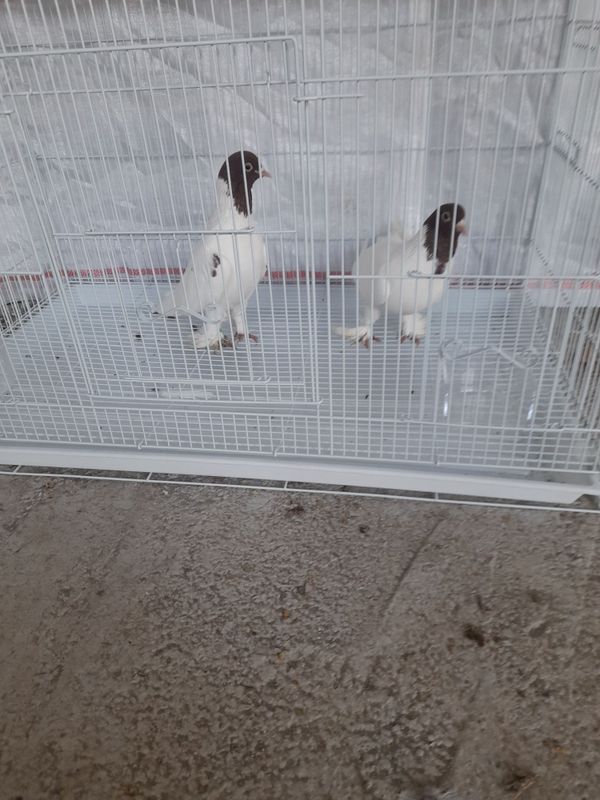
[[0, 282, 595, 474]]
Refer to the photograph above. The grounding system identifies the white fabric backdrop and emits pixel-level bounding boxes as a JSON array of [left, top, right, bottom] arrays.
[[0, 0, 576, 302]]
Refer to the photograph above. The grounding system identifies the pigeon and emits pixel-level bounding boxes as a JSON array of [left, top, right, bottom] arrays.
[[335, 203, 466, 347], [159, 150, 270, 348]]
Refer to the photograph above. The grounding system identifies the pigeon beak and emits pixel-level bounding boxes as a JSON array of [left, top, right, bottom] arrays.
[[455, 220, 467, 235], [260, 167, 271, 178]]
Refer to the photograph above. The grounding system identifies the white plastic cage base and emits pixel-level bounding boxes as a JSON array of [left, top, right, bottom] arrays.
[[0, 446, 598, 507], [0, 280, 598, 504]]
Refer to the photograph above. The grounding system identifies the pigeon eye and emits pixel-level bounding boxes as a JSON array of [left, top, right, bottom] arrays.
[[245, 162, 253, 172], [441, 211, 451, 223]]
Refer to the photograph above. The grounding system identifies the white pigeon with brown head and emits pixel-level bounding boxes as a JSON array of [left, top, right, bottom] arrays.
[[159, 150, 270, 348], [335, 203, 466, 347]]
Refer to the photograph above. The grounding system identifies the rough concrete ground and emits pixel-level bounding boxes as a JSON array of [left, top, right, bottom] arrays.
[[0, 476, 598, 800]]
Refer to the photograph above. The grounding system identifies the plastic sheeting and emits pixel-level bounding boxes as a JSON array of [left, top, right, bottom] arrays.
[[0, 0, 593, 305]]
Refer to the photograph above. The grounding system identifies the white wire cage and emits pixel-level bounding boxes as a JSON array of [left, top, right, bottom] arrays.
[[0, 0, 599, 505]]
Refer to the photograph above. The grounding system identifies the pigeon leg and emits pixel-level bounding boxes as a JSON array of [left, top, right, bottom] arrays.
[[333, 302, 382, 347], [232, 308, 258, 344], [192, 321, 224, 349], [359, 331, 381, 348], [357, 304, 381, 347], [332, 325, 381, 347], [400, 313, 426, 344], [234, 332, 258, 343], [360, 303, 381, 328]]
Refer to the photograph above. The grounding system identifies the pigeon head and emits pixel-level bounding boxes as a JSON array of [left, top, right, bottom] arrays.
[[423, 203, 466, 270], [218, 150, 271, 217]]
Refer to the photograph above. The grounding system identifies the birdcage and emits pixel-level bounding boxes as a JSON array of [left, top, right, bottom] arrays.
[[0, 1, 599, 506]]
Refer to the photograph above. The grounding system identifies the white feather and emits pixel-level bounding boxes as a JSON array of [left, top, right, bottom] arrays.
[[159, 179, 267, 347], [335, 224, 449, 344]]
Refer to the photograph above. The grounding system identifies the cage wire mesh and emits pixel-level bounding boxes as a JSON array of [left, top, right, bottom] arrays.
[[0, 0, 599, 503]]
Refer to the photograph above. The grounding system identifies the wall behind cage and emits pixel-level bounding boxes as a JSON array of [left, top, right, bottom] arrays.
[[0, 0, 573, 298]]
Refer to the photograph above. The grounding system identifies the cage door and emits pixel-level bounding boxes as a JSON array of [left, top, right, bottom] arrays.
[[3, 37, 318, 407]]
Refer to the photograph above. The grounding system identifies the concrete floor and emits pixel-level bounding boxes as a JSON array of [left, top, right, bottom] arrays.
[[0, 476, 598, 800]]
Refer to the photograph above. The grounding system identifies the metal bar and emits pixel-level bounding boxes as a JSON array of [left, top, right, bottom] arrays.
[[0, 465, 598, 514], [0, 35, 297, 59]]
